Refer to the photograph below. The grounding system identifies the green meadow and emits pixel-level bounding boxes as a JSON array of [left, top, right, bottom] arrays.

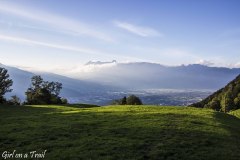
[[1, 105, 240, 159]]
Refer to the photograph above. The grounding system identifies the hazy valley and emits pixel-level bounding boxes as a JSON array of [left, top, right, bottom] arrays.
[[2, 62, 240, 105]]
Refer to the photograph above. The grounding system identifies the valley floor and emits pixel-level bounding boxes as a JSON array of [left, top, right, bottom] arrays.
[[1, 105, 240, 159]]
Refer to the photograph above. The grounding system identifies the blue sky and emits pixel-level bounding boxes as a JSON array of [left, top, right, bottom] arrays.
[[0, 0, 240, 71]]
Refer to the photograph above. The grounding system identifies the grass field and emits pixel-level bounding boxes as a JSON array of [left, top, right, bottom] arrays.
[[1, 105, 240, 160], [230, 109, 240, 119]]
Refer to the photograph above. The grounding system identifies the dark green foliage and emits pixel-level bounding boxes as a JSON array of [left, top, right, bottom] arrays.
[[126, 95, 143, 105], [234, 97, 240, 107], [122, 96, 127, 105], [25, 75, 66, 104], [7, 95, 21, 105], [112, 95, 143, 105], [208, 98, 220, 111], [190, 74, 240, 112], [31, 75, 43, 90], [0, 67, 13, 103], [61, 98, 68, 104]]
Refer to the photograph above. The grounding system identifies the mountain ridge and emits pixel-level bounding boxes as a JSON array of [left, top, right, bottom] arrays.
[[73, 62, 240, 90], [1, 62, 240, 105]]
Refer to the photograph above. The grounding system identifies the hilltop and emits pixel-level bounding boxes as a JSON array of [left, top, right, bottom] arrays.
[[1, 105, 240, 159]]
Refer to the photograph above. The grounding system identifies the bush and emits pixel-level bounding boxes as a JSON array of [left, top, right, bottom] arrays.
[[8, 95, 21, 105], [126, 95, 143, 105], [111, 95, 143, 105], [61, 98, 68, 104], [25, 75, 67, 105]]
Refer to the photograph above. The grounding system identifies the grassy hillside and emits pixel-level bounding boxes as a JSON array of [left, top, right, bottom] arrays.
[[190, 74, 240, 112], [1, 105, 240, 159], [229, 109, 240, 118]]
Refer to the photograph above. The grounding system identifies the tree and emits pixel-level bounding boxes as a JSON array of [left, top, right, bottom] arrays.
[[61, 98, 68, 104], [45, 81, 62, 96], [234, 97, 240, 109], [126, 95, 143, 105], [111, 95, 143, 105], [31, 75, 43, 90], [25, 75, 66, 104], [220, 92, 234, 112], [208, 98, 221, 111], [8, 95, 21, 105], [0, 67, 13, 103], [121, 96, 127, 105]]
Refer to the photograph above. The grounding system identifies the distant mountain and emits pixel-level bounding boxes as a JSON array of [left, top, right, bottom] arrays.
[[190, 74, 240, 112], [0, 64, 115, 103], [2, 62, 240, 105], [76, 62, 240, 90], [1, 64, 33, 100]]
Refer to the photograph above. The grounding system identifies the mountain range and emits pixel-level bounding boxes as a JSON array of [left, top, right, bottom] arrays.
[[1, 61, 240, 105], [73, 61, 240, 90]]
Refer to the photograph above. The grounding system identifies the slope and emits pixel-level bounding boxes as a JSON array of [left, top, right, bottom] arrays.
[[190, 74, 240, 112]]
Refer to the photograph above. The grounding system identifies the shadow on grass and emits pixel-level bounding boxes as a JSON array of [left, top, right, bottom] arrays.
[[212, 112, 240, 157], [1, 105, 240, 160], [54, 110, 240, 159], [0, 104, 58, 115], [58, 111, 240, 159]]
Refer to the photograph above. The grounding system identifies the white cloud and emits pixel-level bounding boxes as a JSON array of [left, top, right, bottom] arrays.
[[0, 2, 114, 42], [194, 57, 240, 68], [0, 34, 143, 64], [195, 59, 214, 66], [233, 62, 240, 68], [0, 34, 107, 56], [71, 61, 118, 74], [113, 21, 162, 37]]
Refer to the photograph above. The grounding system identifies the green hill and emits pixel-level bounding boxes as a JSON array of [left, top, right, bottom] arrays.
[[1, 105, 240, 159], [190, 74, 240, 112]]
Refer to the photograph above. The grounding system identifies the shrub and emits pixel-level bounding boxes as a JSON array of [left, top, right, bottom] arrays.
[[126, 95, 143, 105], [111, 95, 143, 105], [8, 95, 21, 105]]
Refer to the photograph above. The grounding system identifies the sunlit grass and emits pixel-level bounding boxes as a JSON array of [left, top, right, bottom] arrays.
[[229, 109, 240, 118]]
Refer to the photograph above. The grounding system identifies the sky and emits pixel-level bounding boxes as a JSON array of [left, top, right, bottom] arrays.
[[0, 0, 240, 72]]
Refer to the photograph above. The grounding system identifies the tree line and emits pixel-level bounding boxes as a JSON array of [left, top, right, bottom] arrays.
[[0, 67, 67, 105]]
